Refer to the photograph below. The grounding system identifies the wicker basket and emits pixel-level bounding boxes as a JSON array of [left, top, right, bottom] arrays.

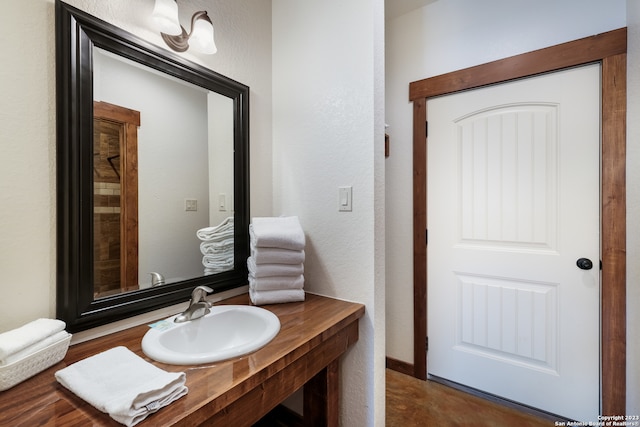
[[0, 333, 72, 391]]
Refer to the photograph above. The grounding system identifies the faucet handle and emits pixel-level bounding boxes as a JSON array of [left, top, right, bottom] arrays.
[[191, 285, 213, 303]]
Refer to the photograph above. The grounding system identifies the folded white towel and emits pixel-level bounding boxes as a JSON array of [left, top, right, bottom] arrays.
[[200, 238, 234, 255], [3, 330, 70, 366], [249, 274, 305, 291], [0, 318, 66, 365], [55, 346, 187, 427], [251, 246, 305, 265], [247, 256, 304, 278], [250, 288, 305, 305], [196, 216, 234, 241], [250, 217, 305, 250]]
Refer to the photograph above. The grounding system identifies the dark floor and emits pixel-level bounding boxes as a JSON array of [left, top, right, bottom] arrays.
[[386, 369, 553, 426]]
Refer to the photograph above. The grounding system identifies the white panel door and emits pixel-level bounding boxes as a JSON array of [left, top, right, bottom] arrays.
[[427, 64, 600, 421]]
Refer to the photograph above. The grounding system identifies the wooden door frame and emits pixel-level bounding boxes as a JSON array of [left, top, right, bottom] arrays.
[[94, 101, 141, 293], [410, 28, 627, 415]]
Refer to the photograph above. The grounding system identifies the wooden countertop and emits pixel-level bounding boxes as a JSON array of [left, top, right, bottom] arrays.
[[0, 293, 365, 426]]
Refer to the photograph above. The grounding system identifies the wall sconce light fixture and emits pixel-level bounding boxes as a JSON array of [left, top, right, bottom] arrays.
[[151, 0, 217, 54]]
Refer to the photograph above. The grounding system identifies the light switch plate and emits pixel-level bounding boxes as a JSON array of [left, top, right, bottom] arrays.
[[338, 186, 352, 212]]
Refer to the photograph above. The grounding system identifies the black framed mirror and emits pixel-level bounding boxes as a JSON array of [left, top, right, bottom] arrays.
[[56, 1, 249, 332]]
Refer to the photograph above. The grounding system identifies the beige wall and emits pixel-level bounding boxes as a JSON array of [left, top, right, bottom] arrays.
[[1, 1, 57, 331], [0, 0, 273, 333]]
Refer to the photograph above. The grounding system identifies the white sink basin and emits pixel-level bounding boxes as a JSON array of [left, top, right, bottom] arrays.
[[141, 305, 280, 365]]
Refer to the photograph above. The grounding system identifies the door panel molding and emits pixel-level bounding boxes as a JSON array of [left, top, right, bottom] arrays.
[[410, 28, 627, 415]]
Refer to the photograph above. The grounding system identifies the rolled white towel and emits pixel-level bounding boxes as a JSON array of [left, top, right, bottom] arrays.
[[202, 254, 234, 269], [55, 346, 188, 427], [249, 274, 304, 291], [0, 318, 66, 365], [251, 246, 305, 265], [249, 288, 305, 305], [249, 216, 305, 250], [3, 330, 70, 366], [196, 227, 233, 242], [200, 239, 234, 255], [247, 256, 304, 278], [196, 216, 234, 241]]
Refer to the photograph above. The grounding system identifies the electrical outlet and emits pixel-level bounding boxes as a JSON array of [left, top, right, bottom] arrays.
[[185, 199, 198, 211]]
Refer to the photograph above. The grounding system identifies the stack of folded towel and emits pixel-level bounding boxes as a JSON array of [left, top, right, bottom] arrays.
[[55, 346, 188, 427], [197, 216, 234, 275], [0, 318, 69, 367], [248, 216, 306, 305]]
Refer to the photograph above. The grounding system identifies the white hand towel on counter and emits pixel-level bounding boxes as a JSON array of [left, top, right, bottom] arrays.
[[251, 246, 305, 265], [247, 256, 304, 278], [0, 318, 66, 365], [55, 346, 187, 427], [249, 274, 305, 291], [250, 288, 305, 306], [250, 216, 305, 250]]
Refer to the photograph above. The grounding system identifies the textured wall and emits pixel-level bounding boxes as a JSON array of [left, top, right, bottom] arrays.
[[0, 1, 57, 332], [272, 0, 386, 424]]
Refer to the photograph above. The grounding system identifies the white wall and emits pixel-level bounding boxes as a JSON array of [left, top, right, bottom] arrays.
[[0, 0, 272, 333], [626, 0, 640, 416], [385, 0, 638, 414], [272, 0, 385, 425], [208, 93, 234, 227]]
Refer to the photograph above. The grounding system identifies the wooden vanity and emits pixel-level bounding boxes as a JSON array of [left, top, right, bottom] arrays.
[[0, 293, 364, 426]]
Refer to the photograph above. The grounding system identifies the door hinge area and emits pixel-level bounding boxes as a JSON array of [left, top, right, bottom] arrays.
[[425, 229, 428, 245], [425, 121, 428, 138], [426, 336, 429, 351]]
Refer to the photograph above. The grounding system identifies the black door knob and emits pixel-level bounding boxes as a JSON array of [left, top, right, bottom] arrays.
[[576, 258, 593, 270]]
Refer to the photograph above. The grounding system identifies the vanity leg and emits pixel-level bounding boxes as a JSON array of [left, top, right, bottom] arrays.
[[303, 358, 339, 426]]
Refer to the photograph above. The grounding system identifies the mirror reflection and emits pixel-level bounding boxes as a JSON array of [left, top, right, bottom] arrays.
[[92, 48, 235, 299], [56, 0, 250, 332]]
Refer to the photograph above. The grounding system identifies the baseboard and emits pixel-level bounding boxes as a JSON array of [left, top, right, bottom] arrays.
[[386, 356, 415, 377], [428, 375, 570, 423]]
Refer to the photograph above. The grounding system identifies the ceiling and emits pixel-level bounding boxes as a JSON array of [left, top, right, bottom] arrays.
[[385, 0, 437, 21]]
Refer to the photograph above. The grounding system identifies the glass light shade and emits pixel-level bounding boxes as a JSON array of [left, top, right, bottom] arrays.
[[189, 15, 217, 54], [152, 0, 182, 36]]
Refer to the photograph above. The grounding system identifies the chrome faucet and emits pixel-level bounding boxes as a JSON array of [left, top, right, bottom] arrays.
[[174, 286, 213, 323], [149, 272, 165, 287]]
